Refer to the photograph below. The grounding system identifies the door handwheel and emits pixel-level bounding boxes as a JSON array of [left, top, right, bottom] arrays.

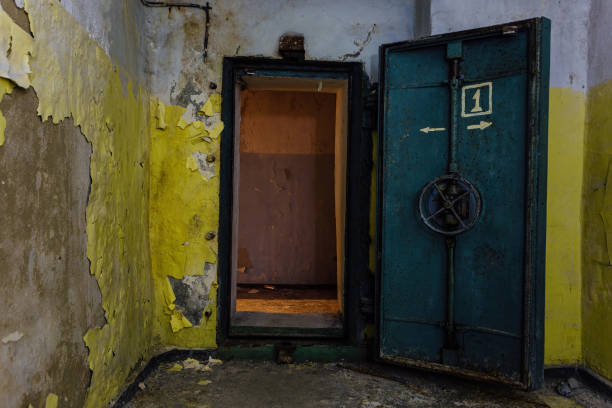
[[418, 174, 481, 235]]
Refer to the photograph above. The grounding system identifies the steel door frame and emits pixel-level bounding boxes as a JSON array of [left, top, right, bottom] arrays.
[[375, 18, 550, 389], [218, 57, 370, 342]]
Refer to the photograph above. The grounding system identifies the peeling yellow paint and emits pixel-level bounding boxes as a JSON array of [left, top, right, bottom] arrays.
[[0, 1, 157, 407], [197, 379, 212, 385], [208, 357, 222, 365], [177, 117, 189, 129], [208, 94, 222, 114], [156, 99, 167, 130], [199, 99, 213, 116], [0, 5, 32, 88], [0, 77, 14, 146], [170, 309, 193, 332], [208, 122, 224, 140], [150, 98, 221, 348], [198, 94, 221, 117], [45, 393, 59, 408], [168, 363, 183, 372]]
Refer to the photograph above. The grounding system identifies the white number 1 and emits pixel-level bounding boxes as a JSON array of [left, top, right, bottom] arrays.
[[471, 89, 483, 113]]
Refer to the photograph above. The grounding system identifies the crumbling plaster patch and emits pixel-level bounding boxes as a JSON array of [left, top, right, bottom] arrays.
[[150, 96, 222, 349], [168, 262, 217, 326]]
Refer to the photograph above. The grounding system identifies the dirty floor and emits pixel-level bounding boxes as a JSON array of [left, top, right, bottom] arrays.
[[236, 285, 339, 314], [124, 358, 612, 408]]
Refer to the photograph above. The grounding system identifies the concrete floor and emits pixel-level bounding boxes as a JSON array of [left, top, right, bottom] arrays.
[[123, 357, 611, 408]]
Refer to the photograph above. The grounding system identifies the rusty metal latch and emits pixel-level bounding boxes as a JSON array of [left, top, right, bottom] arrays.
[[279, 34, 305, 61]]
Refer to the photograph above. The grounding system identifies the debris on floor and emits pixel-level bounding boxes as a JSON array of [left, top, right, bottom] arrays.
[[165, 357, 221, 374], [545, 373, 611, 408], [122, 359, 612, 408], [556, 380, 573, 397]]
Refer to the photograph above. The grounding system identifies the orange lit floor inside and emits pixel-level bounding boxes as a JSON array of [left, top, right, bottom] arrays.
[[233, 285, 342, 330], [236, 285, 339, 314]]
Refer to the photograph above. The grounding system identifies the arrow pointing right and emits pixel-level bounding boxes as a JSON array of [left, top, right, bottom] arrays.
[[467, 121, 492, 130]]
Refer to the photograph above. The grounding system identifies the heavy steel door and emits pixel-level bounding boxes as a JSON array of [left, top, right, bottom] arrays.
[[377, 19, 550, 388]]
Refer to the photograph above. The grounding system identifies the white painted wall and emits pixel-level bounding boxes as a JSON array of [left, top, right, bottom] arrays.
[[53, 0, 612, 94], [430, 0, 591, 91], [587, 0, 612, 87], [142, 0, 418, 105], [56, 0, 148, 86]]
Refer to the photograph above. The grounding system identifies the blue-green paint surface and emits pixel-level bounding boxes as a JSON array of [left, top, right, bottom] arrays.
[[379, 26, 543, 383]]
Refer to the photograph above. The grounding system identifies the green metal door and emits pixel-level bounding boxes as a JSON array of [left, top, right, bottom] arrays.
[[377, 19, 550, 388]]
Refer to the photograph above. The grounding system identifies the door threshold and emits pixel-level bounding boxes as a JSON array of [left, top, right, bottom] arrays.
[[230, 311, 344, 337]]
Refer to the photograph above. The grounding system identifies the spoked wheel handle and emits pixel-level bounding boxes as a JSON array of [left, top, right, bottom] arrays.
[[418, 174, 482, 236]]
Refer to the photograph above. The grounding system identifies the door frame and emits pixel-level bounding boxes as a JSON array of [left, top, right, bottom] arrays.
[[218, 57, 368, 342], [375, 18, 550, 389]]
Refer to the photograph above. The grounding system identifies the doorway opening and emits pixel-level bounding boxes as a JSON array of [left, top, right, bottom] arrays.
[[229, 75, 348, 336]]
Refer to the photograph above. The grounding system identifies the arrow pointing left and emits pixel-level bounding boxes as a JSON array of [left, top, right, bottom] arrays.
[[420, 127, 446, 134]]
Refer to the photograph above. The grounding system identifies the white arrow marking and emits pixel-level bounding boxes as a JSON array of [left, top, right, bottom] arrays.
[[467, 121, 492, 130], [419, 127, 446, 134]]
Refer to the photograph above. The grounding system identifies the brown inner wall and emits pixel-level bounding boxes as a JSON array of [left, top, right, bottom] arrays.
[[0, 87, 105, 408], [237, 90, 337, 285]]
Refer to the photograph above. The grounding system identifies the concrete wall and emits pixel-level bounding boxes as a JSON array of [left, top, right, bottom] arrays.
[[0, 86, 104, 408]]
